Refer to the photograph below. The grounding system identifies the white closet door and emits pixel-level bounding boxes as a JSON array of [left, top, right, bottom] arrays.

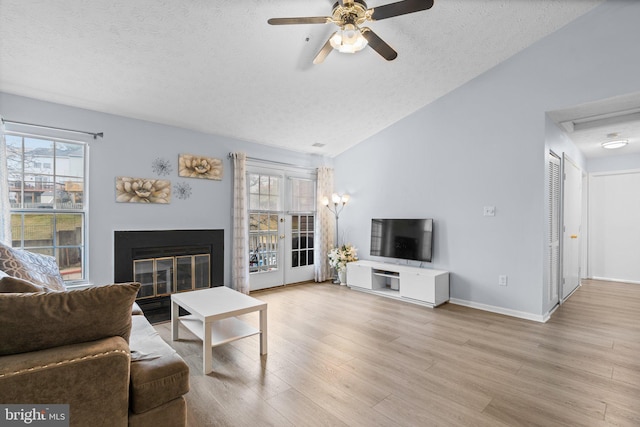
[[562, 155, 582, 300], [548, 152, 561, 306], [589, 171, 640, 283]]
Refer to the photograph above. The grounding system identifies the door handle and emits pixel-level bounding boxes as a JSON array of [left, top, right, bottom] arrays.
[[280, 235, 285, 239], [570, 235, 578, 239]]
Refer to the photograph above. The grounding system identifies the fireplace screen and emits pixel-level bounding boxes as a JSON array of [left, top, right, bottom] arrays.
[[134, 254, 210, 299]]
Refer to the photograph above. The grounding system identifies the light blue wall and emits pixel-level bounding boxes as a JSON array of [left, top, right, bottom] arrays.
[[0, 92, 329, 286], [333, 0, 640, 318]]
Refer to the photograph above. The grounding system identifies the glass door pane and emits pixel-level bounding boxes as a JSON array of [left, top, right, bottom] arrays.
[[247, 171, 285, 291], [194, 254, 210, 289], [291, 214, 315, 268], [155, 257, 174, 295], [134, 259, 155, 299], [176, 256, 193, 292]]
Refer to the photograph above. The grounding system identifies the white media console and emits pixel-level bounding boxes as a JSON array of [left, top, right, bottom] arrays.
[[346, 260, 449, 307]]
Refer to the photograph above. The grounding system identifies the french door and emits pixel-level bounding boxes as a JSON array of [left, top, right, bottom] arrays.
[[284, 213, 315, 283], [247, 167, 316, 291]]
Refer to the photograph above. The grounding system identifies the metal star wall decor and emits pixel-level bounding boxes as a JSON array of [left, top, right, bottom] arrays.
[[174, 182, 192, 200], [151, 157, 173, 176]]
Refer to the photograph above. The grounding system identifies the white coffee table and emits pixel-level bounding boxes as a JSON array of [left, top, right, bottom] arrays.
[[171, 286, 267, 374]]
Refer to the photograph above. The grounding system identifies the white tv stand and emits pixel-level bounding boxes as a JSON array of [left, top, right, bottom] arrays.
[[346, 260, 449, 307]]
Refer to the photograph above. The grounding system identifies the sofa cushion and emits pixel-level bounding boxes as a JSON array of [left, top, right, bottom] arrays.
[[0, 276, 48, 293], [132, 301, 144, 316], [0, 243, 66, 291], [129, 316, 190, 414], [0, 282, 140, 356]]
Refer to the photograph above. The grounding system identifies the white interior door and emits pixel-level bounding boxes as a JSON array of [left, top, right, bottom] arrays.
[[589, 171, 640, 282], [562, 155, 582, 300], [547, 152, 561, 308]]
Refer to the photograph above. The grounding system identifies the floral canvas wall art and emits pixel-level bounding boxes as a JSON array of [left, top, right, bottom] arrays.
[[178, 154, 223, 180], [116, 177, 171, 204]]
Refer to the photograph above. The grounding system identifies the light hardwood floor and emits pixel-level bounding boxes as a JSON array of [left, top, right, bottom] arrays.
[[154, 279, 640, 427]]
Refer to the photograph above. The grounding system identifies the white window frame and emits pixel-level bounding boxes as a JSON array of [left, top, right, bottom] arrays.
[[5, 128, 90, 285]]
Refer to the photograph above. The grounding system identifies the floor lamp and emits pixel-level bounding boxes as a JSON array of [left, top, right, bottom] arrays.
[[322, 193, 350, 246], [322, 193, 349, 283]]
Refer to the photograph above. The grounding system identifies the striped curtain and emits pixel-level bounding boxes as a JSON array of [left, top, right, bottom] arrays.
[[314, 167, 334, 282], [230, 152, 250, 294], [0, 118, 11, 245]]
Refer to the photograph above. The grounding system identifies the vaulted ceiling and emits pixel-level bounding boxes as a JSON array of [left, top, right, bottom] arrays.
[[0, 0, 606, 157]]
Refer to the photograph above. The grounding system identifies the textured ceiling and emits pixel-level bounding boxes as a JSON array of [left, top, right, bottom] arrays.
[[0, 0, 605, 157]]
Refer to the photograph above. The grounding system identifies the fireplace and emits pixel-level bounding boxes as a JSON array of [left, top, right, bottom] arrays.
[[114, 229, 224, 302]]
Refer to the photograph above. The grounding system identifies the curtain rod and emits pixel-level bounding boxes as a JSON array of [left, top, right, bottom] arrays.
[[1, 119, 103, 140], [228, 153, 316, 171]]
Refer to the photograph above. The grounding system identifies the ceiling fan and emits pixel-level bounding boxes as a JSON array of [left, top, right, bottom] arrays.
[[268, 0, 435, 64]]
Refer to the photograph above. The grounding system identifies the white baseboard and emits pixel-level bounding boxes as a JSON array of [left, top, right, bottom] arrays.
[[449, 298, 547, 323], [590, 276, 640, 285]]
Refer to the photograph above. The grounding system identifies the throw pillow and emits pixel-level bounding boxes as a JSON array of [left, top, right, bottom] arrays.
[[0, 242, 66, 291], [0, 276, 48, 293], [0, 282, 141, 356]]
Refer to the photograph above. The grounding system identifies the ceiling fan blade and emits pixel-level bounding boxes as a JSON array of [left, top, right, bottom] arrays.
[[370, 0, 434, 21], [268, 17, 331, 25], [313, 32, 337, 64], [361, 28, 397, 61]]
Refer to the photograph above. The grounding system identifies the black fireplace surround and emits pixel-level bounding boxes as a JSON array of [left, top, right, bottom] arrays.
[[114, 229, 224, 289]]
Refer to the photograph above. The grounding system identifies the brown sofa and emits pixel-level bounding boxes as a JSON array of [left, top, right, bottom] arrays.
[[0, 243, 189, 427]]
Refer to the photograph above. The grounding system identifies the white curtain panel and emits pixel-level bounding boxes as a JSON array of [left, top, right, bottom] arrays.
[[0, 118, 11, 245], [231, 152, 250, 294], [314, 167, 335, 282]]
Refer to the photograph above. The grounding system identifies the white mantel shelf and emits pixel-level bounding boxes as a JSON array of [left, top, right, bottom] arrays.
[[346, 260, 449, 308]]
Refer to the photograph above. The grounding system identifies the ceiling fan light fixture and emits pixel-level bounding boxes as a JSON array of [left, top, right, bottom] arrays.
[[330, 24, 368, 53], [601, 139, 628, 149]]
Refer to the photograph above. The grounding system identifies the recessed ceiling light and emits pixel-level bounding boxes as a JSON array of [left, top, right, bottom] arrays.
[[601, 139, 628, 149]]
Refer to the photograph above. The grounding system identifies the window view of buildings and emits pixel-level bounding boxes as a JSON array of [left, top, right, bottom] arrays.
[[6, 135, 86, 281]]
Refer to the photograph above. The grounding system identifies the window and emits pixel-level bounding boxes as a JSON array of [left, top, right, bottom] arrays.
[[6, 133, 87, 283]]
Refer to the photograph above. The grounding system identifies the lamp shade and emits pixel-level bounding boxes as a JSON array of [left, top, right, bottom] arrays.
[[329, 24, 368, 54]]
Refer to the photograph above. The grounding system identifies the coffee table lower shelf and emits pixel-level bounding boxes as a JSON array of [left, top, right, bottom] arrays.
[[178, 315, 261, 348]]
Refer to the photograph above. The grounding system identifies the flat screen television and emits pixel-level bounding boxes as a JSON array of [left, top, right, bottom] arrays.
[[370, 218, 433, 262]]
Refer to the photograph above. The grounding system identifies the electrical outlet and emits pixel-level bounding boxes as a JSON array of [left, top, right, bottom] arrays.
[[498, 275, 508, 286], [483, 206, 496, 216]]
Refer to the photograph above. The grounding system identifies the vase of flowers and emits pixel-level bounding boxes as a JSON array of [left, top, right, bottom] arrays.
[[328, 244, 358, 285]]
